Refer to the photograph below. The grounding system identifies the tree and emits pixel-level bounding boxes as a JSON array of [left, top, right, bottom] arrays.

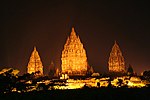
[[142, 70, 150, 82], [0, 68, 19, 93]]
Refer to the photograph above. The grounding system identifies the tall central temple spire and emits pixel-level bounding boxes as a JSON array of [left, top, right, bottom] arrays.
[[108, 41, 125, 73], [61, 27, 88, 76], [27, 47, 43, 75]]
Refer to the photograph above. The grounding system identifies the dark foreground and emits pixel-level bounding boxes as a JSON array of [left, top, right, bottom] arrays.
[[1, 88, 150, 100]]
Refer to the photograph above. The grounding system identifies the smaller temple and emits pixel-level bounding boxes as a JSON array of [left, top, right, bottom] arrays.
[[48, 61, 60, 78], [48, 61, 55, 76], [27, 47, 43, 75], [108, 41, 125, 73], [87, 64, 94, 76]]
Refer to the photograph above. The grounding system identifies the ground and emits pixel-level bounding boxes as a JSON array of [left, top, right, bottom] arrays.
[[1, 88, 150, 100]]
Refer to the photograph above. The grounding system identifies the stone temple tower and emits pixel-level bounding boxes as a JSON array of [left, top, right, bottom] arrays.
[[27, 47, 43, 75], [108, 41, 125, 73], [61, 27, 88, 76]]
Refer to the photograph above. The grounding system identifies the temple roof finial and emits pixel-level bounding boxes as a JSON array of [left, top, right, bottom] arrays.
[[115, 40, 117, 44], [72, 27, 75, 32], [34, 46, 36, 51], [70, 27, 77, 38]]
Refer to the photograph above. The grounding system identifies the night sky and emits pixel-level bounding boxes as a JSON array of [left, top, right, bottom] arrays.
[[1, 1, 150, 75]]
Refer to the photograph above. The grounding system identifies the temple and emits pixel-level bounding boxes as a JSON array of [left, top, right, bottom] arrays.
[[48, 61, 60, 77], [108, 41, 125, 73], [61, 27, 88, 76], [27, 47, 43, 75]]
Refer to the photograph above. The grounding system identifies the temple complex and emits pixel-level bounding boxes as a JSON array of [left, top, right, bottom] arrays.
[[27, 47, 43, 75], [108, 41, 125, 73], [61, 27, 88, 76]]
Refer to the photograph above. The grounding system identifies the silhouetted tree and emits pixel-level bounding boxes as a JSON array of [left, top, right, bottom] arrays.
[[143, 70, 150, 76], [117, 79, 123, 87], [0, 68, 18, 93], [37, 83, 49, 91], [142, 70, 150, 82], [97, 82, 100, 87]]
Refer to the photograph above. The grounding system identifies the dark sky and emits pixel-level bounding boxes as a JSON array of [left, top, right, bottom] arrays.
[[1, 0, 150, 75]]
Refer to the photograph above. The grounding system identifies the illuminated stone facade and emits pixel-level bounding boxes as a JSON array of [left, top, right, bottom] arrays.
[[27, 47, 43, 75], [61, 27, 88, 76], [108, 41, 125, 73]]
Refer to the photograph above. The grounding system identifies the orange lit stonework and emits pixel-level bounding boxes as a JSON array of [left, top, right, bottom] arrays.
[[108, 41, 125, 73], [27, 47, 43, 75], [61, 27, 88, 76]]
